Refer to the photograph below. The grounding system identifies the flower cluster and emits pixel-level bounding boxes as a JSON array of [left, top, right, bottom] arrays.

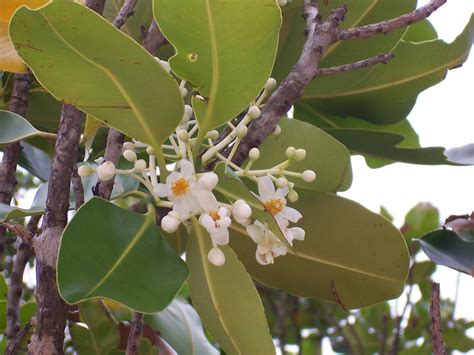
[[78, 77, 316, 267]]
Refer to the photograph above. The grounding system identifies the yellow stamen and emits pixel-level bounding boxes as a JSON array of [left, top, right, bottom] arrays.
[[209, 210, 220, 221], [171, 177, 190, 196], [264, 198, 285, 216]]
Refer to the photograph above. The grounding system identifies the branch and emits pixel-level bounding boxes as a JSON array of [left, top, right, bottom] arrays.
[[5, 215, 40, 349], [231, 4, 347, 165], [337, 0, 447, 41], [71, 167, 85, 209], [126, 312, 144, 355], [315, 53, 394, 76], [5, 320, 33, 355], [142, 21, 168, 54], [1, 222, 34, 246], [430, 282, 445, 355], [112, 0, 138, 29], [84, 0, 106, 14]]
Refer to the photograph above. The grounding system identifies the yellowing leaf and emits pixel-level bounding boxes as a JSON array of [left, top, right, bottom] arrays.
[[0, 0, 49, 72]]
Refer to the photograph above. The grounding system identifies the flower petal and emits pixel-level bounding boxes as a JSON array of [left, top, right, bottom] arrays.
[[180, 159, 194, 177], [282, 207, 302, 223], [289, 227, 305, 241], [173, 198, 190, 217], [155, 183, 171, 197], [199, 214, 216, 232], [166, 171, 181, 185], [197, 191, 219, 212], [257, 176, 275, 201], [211, 229, 229, 245], [247, 224, 264, 243], [275, 187, 289, 199]]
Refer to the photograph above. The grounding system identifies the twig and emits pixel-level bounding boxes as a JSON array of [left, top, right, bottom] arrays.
[[5, 215, 40, 349], [71, 168, 85, 209], [126, 312, 144, 355], [84, 0, 106, 14], [1, 222, 34, 246], [5, 320, 32, 355], [112, 0, 138, 29], [275, 290, 288, 354], [378, 315, 389, 355], [142, 21, 169, 54], [347, 322, 365, 355], [315, 53, 394, 76], [290, 295, 302, 355], [430, 282, 445, 355], [331, 280, 347, 310], [337, 0, 447, 41], [390, 273, 414, 355]]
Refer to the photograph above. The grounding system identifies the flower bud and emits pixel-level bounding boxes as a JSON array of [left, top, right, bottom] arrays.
[[183, 105, 193, 121], [265, 77, 277, 92], [288, 190, 299, 202], [249, 148, 260, 161], [236, 125, 248, 138], [286, 146, 296, 159], [161, 214, 181, 233], [198, 172, 218, 191], [122, 142, 135, 152], [278, 0, 288, 6], [247, 106, 261, 119], [302, 170, 316, 183], [207, 130, 219, 140], [177, 129, 189, 142], [77, 165, 93, 177], [294, 149, 307, 161], [123, 149, 137, 162], [276, 177, 288, 188], [272, 125, 281, 136], [180, 87, 188, 97], [158, 59, 171, 73], [208, 247, 225, 266], [96, 161, 116, 181], [146, 146, 155, 155], [134, 159, 147, 172], [232, 199, 252, 220]]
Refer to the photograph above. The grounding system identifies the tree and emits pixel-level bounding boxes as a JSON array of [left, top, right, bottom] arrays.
[[0, 0, 472, 353]]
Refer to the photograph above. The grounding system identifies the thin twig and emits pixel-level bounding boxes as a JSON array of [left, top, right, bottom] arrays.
[[142, 21, 169, 54], [112, 0, 138, 29], [331, 280, 347, 310], [5, 320, 32, 355], [126, 312, 144, 355], [430, 282, 445, 355], [315, 53, 394, 76], [1, 222, 34, 246], [71, 168, 85, 209], [337, 0, 447, 41], [379, 315, 389, 355], [275, 290, 288, 354], [84, 0, 106, 14]]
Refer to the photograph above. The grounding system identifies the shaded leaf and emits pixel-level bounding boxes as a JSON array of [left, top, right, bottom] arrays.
[[57, 198, 188, 313], [187, 220, 275, 355], [18, 141, 51, 180], [0, 110, 42, 144], [402, 203, 440, 241]]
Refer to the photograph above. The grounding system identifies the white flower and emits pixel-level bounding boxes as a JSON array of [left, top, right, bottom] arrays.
[[208, 247, 225, 266], [256, 176, 303, 245], [198, 172, 218, 191], [232, 199, 252, 226], [198, 191, 231, 245], [161, 212, 181, 233], [247, 220, 288, 265], [155, 159, 200, 217], [96, 161, 116, 181]]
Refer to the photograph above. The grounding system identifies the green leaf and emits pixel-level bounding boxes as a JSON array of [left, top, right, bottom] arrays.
[[402, 203, 440, 241], [444, 328, 474, 352], [186, 220, 275, 355], [57, 197, 188, 313], [0, 183, 47, 222], [252, 118, 352, 192], [26, 90, 62, 132], [71, 300, 121, 355], [0, 301, 36, 333], [18, 141, 51, 180], [213, 164, 289, 248], [230, 191, 410, 309], [10, 1, 184, 159], [418, 229, 474, 276], [153, 0, 281, 137], [145, 298, 219, 355], [0, 110, 42, 144], [409, 261, 436, 284]]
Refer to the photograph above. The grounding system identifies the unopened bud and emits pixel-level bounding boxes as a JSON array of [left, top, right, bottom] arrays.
[[146, 146, 155, 155], [288, 190, 299, 202], [247, 106, 261, 120], [294, 149, 307, 161], [276, 177, 288, 188], [208, 247, 225, 266], [302, 170, 316, 183], [286, 146, 296, 159], [134, 159, 147, 172], [232, 199, 252, 220], [278, 0, 288, 6], [123, 149, 137, 162], [158, 59, 171, 73], [236, 125, 248, 138], [96, 161, 116, 181], [207, 130, 219, 140], [265, 78, 277, 92], [122, 142, 135, 152], [77, 165, 93, 177], [272, 125, 281, 136], [177, 130, 189, 142], [198, 172, 218, 191], [161, 213, 181, 233], [182, 105, 193, 122], [180, 87, 188, 97], [249, 148, 260, 161]]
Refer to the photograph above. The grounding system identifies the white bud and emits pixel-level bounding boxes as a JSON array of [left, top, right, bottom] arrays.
[[207, 130, 219, 140], [249, 147, 260, 161], [159, 59, 171, 74], [161, 214, 181, 233], [288, 190, 299, 202], [123, 149, 137, 162], [236, 125, 248, 138], [232, 200, 252, 220], [77, 165, 93, 177], [208, 247, 225, 266], [177, 130, 189, 142], [247, 106, 261, 120], [276, 177, 288, 188], [286, 146, 296, 159], [134, 159, 147, 172], [146, 146, 155, 155], [302, 170, 316, 183], [122, 142, 135, 152], [180, 87, 188, 97], [265, 77, 277, 92], [198, 172, 218, 191], [272, 125, 281, 136], [295, 149, 307, 161], [182, 105, 193, 122], [278, 0, 288, 6], [96, 161, 116, 181]]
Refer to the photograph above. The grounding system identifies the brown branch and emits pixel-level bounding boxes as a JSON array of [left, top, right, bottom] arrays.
[[142, 21, 169, 54], [84, 0, 106, 14], [331, 280, 347, 310], [337, 0, 447, 41], [1, 222, 34, 246], [5, 320, 33, 355], [113, 0, 138, 29], [71, 167, 85, 209], [430, 282, 446, 355], [5, 215, 40, 349], [126, 312, 144, 355], [231, 3, 347, 165], [315, 53, 394, 76]]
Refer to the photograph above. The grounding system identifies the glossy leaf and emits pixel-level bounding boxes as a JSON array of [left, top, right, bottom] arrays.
[[0, 110, 42, 144], [10, 1, 184, 155], [145, 298, 219, 355], [402, 203, 440, 241], [0, 182, 47, 222], [418, 229, 474, 276], [0, 0, 49, 73], [18, 141, 51, 180], [153, 0, 281, 136], [230, 191, 410, 309], [25, 90, 62, 132], [252, 118, 352, 192], [187, 220, 275, 355], [57, 198, 188, 313]]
